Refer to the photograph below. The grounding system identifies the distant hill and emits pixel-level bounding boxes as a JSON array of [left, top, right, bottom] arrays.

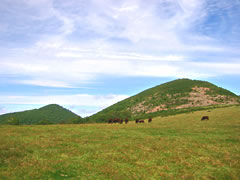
[[89, 79, 240, 122], [0, 104, 82, 125]]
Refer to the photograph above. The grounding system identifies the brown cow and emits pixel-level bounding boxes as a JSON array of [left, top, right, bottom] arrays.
[[138, 120, 144, 123], [113, 118, 120, 123], [148, 118, 152, 123], [108, 119, 113, 123], [201, 116, 209, 121], [112, 118, 124, 124]]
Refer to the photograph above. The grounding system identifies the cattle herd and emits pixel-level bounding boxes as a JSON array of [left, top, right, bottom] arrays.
[[108, 118, 152, 124], [107, 116, 209, 124]]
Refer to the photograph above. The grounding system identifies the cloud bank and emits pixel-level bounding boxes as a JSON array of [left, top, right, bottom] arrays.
[[1, 0, 240, 88]]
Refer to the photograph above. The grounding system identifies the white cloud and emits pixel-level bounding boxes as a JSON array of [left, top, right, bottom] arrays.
[[56, 49, 185, 61], [0, 94, 129, 111], [0, 0, 240, 89], [191, 62, 240, 75], [0, 107, 7, 115], [53, 10, 75, 35], [1, 44, 239, 88], [18, 79, 75, 88], [69, 107, 102, 117]]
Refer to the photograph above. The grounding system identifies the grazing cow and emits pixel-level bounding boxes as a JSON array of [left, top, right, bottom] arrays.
[[201, 116, 209, 121], [112, 118, 124, 124], [148, 118, 152, 123], [138, 120, 144, 123], [108, 119, 113, 123], [125, 118, 129, 124], [136, 119, 139, 123], [113, 118, 119, 123]]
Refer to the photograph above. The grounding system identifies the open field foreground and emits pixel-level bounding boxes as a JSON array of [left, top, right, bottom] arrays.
[[0, 106, 240, 179]]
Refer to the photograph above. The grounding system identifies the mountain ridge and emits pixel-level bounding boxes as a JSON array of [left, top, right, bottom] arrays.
[[0, 79, 239, 124], [88, 79, 240, 122]]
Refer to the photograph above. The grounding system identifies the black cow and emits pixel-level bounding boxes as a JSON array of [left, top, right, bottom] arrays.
[[135, 119, 139, 123], [125, 118, 129, 124], [138, 120, 144, 123], [201, 116, 209, 121]]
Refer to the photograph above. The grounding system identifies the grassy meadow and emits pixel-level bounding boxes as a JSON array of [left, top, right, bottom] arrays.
[[0, 106, 240, 179]]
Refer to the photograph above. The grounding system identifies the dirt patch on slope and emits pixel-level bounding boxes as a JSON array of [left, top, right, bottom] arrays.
[[131, 86, 239, 114], [176, 86, 238, 109], [146, 105, 167, 113]]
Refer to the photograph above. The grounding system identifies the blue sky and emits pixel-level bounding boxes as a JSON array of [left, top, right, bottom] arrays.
[[0, 0, 240, 117]]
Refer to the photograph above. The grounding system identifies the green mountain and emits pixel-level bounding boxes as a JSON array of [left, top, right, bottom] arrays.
[[89, 79, 240, 122], [0, 104, 82, 125]]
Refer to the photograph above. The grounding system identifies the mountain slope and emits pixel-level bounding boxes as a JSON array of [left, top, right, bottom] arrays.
[[89, 79, 240, 122], [0, 104, 81, 125]]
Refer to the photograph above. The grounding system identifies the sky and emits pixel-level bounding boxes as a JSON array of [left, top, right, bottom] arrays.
[[0, 0, 240, 117]]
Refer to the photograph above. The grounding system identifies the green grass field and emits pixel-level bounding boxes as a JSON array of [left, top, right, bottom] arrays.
[[0, 106, 240, 179]]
